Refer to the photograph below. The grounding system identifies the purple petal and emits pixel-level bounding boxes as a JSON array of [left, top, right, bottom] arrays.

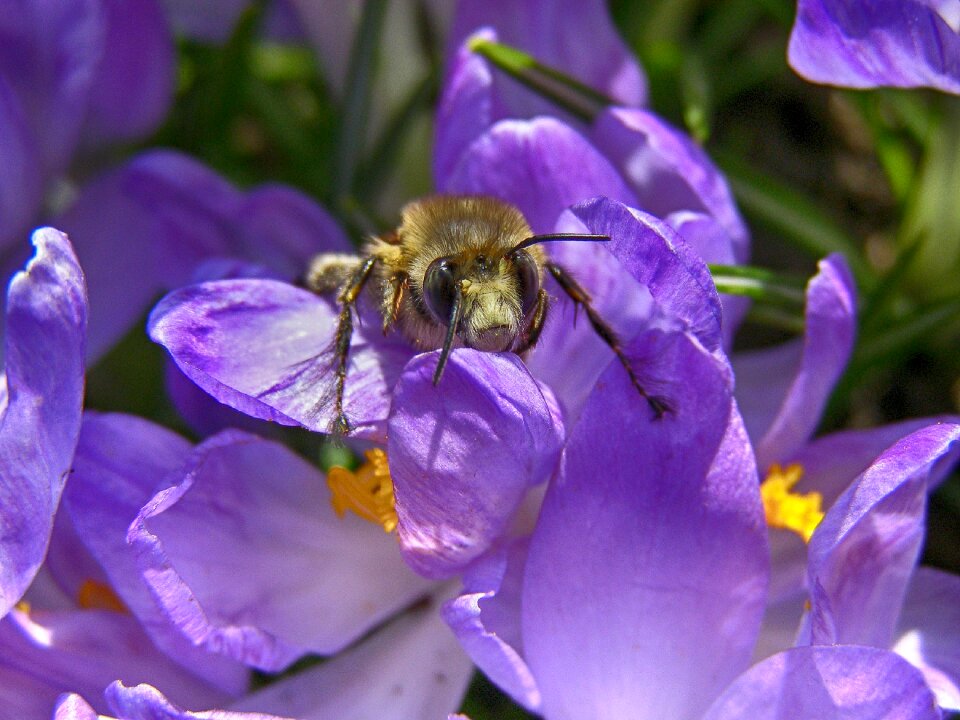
[[590, 108, 749, 262], [0, 605, 237, 718], [163, 0, 303, 45], [0, 0, 104, 179], [80, 0, 175, 148], [788, 0, 960, 94], [737, 254, 857, 469], [149, 279, 412, 439], [0, 79, 42, 249], [0, 228, 86, 618], [129, 430, 433, 671], [54, 694, 98, 720], [894, 566, 960, 710], [804, 423, 960, 648], [441, 541, 541, 711], [63, 412, 248, 694], [702, 645, 941, 720], [448, 0, 646, 114], [440, 117, 637, 233], [523, 330, 768, 720], [104, 682, 294, 720], [233, 599, 473, 720], [388, 350, 564, 578]]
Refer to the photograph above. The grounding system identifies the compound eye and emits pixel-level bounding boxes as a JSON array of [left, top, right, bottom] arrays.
[[510, 250, 540, 317], [423, 257, 457, 324]]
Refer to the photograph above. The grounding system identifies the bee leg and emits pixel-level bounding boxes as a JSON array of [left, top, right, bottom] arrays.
[[304, 253, 364, 294], [330, 256, 378, 436], [546, 262, 671, 419], [515, 288, 549, 354], [384, 273, 408, 335]]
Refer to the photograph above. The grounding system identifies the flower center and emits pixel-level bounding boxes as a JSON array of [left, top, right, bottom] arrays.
[[77, 579, 127, 613], [760, 463, 824, 543], [327, 448, 398, 533]]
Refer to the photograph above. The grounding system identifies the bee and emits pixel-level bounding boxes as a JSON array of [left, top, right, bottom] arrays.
[[305, 195, 669, 435]]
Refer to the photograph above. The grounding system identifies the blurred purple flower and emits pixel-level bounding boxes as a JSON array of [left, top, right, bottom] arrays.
[[0, 229, 86, 619], [788, 0, 960, 93]]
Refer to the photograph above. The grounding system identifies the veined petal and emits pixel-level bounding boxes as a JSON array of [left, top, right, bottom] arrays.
[[441, 117, 637, 233], [736, 254, 856, 468], [388, 350, 564, 578], [702, 645, 941, 720], [232, 599, 473, 720], [128, 430, 432, 671], [804, 423, 960, 647], [894, 566, 960, 711], [523, 330, 767, 720], [80, 0, 175, 148], [788, 0, 960, 94], [442, 541, 541, 711], [63, 412, 247, 694], [0, 229, 86, 618], [149, 279, 412, 439]]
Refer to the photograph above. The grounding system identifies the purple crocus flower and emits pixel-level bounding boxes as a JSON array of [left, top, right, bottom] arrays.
[[0, 228, 86, 619], [788, 0, 960, 93]]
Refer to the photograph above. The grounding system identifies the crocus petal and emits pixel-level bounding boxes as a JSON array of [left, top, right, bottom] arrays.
[[0, 0, 104, 178], [441, 117, 637, 233], [233, 599, 473, 720], [893, 566, 960, 710], [448, 0, 646, 114], [104, 682, 294, 720], [736, 254, 856, 469], [149, 279, 412, 439], [54, 694, 98, 720], [702, 645, 941, 720], [388, 350, 564, 578], [442, 541, 541, 711], [804, 423, 960, 648], [788, 0, 960, 94], [129, 430, 433, 671], [80, 0, 175, 148], [0, 606, 237, 718], [523, 330, 768, 720], [0, 228, 86, 618], [0, 79, 42, 249], [590, 107, 749, 262], [63, 412, 248, 694]]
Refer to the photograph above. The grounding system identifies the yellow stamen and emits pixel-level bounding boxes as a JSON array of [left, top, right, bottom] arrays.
[[761, 463, 824, 543], [77, 579, 128, 613], [327, 448, 398, 533], [14, 600, 30, 614]]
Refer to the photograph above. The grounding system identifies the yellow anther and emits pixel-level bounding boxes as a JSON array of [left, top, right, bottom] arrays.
[[14, 600, 30, 614], [327, 448, 398, 533], [761, 463, 824, 543], [77, 579, 128, 613]]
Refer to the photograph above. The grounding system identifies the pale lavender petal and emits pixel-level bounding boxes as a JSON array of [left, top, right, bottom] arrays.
[[0, 79, 42, 249], [388, 350, 564, 578], [702, 645, 941, 720], [442, 541, 541, 711], [149, 279, 412, 440], [233, 600, 473, 720], [441, 117, 637, 233], [105, 682, 295, 720], [80, 0, 175, 148], [591, 108, 749, 262], [740, 254, 857, 469], [894, 566, 960, 711], [0, 606, 237, 718], [449, 0, 646, 115], [54, 694, 98, 720], [789, 0, 960, 94], [804, 423, 960, 648], [0, 228, 86, 618], [753, 591, 807, 662], [0, 0, 104, 178], [63, 412, 248, 694], [523, 330, 767, 720], [129, 430, 433, 671]]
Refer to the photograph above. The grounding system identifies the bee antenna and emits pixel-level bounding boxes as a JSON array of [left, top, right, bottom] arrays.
[[512, 233, 610, 253], [433, 283, 465, 386]]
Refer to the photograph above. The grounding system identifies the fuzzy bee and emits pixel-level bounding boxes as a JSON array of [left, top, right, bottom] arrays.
[[305, 195, 668, 435]]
